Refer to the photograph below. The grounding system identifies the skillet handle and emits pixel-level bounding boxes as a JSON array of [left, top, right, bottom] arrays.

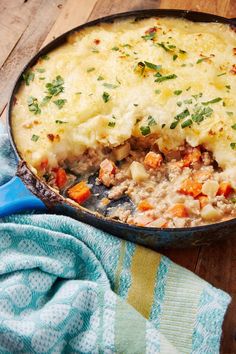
[[0, 176, 46, 217]]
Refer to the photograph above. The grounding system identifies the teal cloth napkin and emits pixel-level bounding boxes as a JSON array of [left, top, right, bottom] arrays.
[[0, 126, 231, 353]]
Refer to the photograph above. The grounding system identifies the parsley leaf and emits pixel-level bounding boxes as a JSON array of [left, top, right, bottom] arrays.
[[142, 32, 156, 41], [181, 119, 193, 128], [36, 68, 45, 73], [230, 142, 236, 150], [102, 92, 110, 103], [196, 57, 210, 64], [191, 106, 213, 124], [53, 99, 67, 109], [231, 124, 236, 130], [112, 46, 119, 51], [41, 54, 50, 60], [174, 90, 182, 96], [45, 75, 64, 96], [147, 115, 157, 126], [144, 61, 162, 71], [22, 71, 35, 86], [103, 83, 118, 89], [140, 126, 151, 135], [154, 73, 177, 83], [31, 134, 39, 142], [202, 97, 222, 105], [108, 121, 116, 127], [173, 54, 178, 61], [97, 76, 104, 81], [27, 96, 41, 115], [55, 120, 67, 124], [87, 67, 95, 72]]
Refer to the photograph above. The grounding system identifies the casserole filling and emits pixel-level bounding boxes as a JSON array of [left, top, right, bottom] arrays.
[[12, 16, 236, 227], [43, 137, 236, 227]]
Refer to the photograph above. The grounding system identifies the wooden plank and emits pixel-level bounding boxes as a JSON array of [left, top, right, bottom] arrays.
[[42, 0, 98, 46], [0, 0, 66, 116], [162, 247, 200, 272], [88, 0, 231, 20]]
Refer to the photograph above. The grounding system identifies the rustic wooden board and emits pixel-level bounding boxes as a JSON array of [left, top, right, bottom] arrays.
[[1, 1, 236, 352]]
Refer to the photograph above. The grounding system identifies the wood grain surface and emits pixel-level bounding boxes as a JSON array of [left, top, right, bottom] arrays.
[[0, 1, 235, 352]]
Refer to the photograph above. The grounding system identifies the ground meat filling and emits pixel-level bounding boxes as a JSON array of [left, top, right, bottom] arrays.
[[43, 138, 236, 228]]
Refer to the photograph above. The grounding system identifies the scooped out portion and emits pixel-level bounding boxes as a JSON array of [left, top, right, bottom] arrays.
[[43, 136, 236, 228], [11, 16, 236, 227]]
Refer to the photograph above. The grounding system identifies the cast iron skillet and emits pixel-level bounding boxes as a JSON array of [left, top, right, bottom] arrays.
[[2, 9, 236, 249]]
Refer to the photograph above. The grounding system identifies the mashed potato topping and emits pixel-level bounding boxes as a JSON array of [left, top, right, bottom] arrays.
[[12, 17, 236, 180]]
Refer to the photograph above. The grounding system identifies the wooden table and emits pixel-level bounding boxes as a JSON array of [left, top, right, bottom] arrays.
[[1, 1, 235, 352]]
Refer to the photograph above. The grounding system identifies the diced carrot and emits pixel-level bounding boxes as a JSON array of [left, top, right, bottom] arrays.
[[99, 159, 117, 187], [168, 203, 188, 217], [197, 195, 209, 209], [145, 27, 158, 34], [178, 178, 202, 198], [68, 181, 91, 204], [56, 168, 67, 188], [144, 152, 163, 169], [40, 159, 48, 170], [182, 147, 201, 167], [138, 200, 153, 211], [193, 170, 212, 182], [217, 182, 233, 197]]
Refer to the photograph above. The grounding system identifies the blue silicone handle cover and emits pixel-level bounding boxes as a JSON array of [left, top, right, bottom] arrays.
[[0, 176, 46, 217]]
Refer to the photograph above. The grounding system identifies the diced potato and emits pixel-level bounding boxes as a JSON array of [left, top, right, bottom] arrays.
[[185, 199, 200, 215], [201, 204, 221, 221], [130, 161, 149, 182], [148, 218, 168, 228], [202, 180, 219, 198], [113, 142, 130, 161]]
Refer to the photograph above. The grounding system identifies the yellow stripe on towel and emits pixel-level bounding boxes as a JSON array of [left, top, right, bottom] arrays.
[[127, 246, 161, 319]]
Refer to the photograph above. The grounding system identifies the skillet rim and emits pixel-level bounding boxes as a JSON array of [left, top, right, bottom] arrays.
[[7, 8, 236, 235]]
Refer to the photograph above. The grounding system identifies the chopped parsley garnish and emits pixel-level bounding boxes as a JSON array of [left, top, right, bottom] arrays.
[[230, 142, 236, 150], [181, 119, 193, 128], [154, 73, 177, 83], [87, 67, 95, 72], [174, 90, 182, 95], [108, 121, 116, 127], [161, 123, 166, 128], [27, 96, 41, 115], [31, 134, 39, 142], [177, 101, 182, 107], [140, 126, 151, 135], [36, 68, 45, 73], [97, 76, 104, 81], [144, 61, 162, 71], [184, 98, 193, 104], [186, 86, 191, 91], [133, 103, 139, 107], [75, 92, 82, 95], [179, 49, 187, 54], [227, 112, 234, 116], [170, 121, 179, 129], [39, 77, 45, 80], [41, 54, 50, 60], [170, 109, 190, 129], [147, 115, 157, 126], [192, 93, 203, 100], [22, 71, 35, 86], [202, 97, 222, 105], [191, 106, 213, 124], [157, 42, 172, 52], [231, 197, 236, 203], [226, 85, 231, 90], [122, 44, 132, 48], [217, 72, 226, 77], [102, 92, 110, 103], [41, 96, 51, 106], [231, 124, 236, 130], [103, 83, 118, 89], [55, 120, 67, 124], [196, 57, 210, 64], [53, 99, 67, 109], [45, 75, 64, 96], [112, 46, 119, 51], [142, 32, 156, 41], [155, 89, 161, 94], [173, 54, 178, 61]]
